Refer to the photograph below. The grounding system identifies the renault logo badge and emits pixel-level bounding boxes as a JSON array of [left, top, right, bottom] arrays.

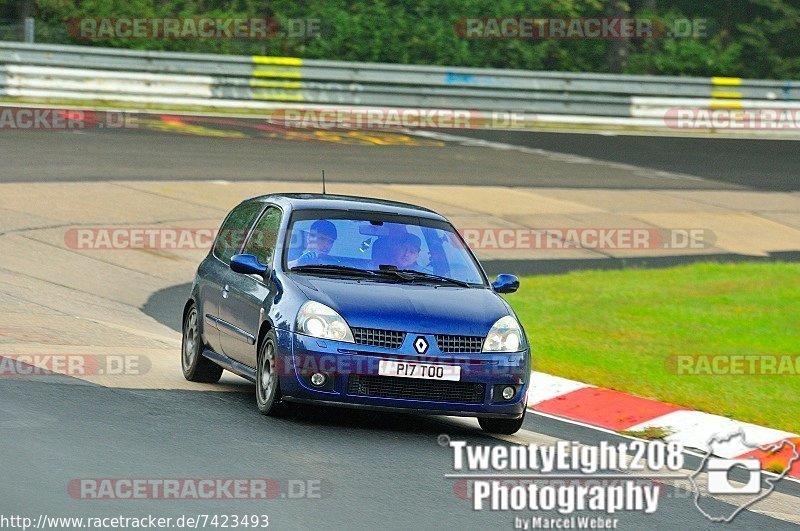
[[414, 336, 429, 354]]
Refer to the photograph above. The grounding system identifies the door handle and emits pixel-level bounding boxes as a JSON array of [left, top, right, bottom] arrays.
[[222, 284, 230, 299]]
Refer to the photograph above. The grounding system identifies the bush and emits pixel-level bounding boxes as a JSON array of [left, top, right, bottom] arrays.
[[2, 0, 797, 79]]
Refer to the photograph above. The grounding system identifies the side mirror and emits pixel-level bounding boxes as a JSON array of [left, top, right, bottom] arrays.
[[230, 254, 268, 276], [492, 274, 519, 294]]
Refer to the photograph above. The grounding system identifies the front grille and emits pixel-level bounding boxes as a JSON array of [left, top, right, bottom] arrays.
[[435, 334, 484, 353], [352, 327, 406, 349], [348, 375, 485, 404]]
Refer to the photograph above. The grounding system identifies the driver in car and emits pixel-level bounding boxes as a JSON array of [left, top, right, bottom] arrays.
[[288, 219, 338, 268]]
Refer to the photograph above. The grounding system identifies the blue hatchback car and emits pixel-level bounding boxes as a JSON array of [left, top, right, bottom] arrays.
[[182, 194, 530, 434]]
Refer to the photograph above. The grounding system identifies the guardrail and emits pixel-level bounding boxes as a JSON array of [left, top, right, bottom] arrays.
[[1, 41, 799, 129]]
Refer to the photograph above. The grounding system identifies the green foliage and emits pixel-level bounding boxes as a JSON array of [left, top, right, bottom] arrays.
[[0, 0, 798, 79]]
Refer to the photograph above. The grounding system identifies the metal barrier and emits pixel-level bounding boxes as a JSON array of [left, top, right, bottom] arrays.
[[1, 41, 799, 128]]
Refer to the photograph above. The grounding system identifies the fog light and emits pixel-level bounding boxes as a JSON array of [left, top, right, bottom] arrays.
[[501, 386, 515, 400], [310, 372, 326, 387]]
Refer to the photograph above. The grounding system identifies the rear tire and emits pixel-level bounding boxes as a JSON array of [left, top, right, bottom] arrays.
[[256, 330, 285, 416], [478, 409, 526, 435], [181, 304, 223, 383]]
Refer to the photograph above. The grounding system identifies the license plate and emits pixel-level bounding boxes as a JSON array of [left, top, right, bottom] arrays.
[[378, 360, 461, 381]]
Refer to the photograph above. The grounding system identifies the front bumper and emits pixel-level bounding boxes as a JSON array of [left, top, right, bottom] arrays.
[[274, 328, 529, 418]]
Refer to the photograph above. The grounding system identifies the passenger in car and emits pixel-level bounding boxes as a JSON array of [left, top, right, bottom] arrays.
[[391, 233, 422, 269], [373, 232, 422, 270]]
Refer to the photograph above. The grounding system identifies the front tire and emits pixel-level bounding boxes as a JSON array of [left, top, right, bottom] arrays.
[[181, 304, 223, 383], [478, 409, 526, 435], [256, 330, 285, 416]]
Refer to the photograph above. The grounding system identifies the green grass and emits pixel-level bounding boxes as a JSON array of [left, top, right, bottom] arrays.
[[506, 262, 800, 434]]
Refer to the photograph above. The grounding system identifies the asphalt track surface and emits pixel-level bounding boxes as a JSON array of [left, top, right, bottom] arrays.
[[0, 118, 797, 191], [2, 122, 800, 529], [9, 126, 719, 188], [2, 376, 798, 530], [451, 129, 800, 192]]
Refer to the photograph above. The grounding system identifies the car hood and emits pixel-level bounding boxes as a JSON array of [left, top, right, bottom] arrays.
[[291, 276, 510, 336]]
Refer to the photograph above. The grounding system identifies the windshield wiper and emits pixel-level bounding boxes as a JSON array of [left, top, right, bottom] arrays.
[[291, 265, 379, 277], [292, 265, 471, 287], [376, 267, 471, 287]]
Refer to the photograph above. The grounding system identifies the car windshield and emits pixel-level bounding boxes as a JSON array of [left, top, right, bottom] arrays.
[[284, 210, 485, 285]]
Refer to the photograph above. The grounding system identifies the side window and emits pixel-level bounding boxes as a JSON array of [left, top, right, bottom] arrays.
[[213, 202, 263, 264], [242, 206, 282, 265]]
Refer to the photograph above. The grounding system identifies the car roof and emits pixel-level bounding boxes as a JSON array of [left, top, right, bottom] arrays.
[[246, 193, 447, 221]]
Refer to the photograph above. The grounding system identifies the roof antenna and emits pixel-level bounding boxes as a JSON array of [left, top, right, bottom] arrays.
[[322, 169, 326, 195]]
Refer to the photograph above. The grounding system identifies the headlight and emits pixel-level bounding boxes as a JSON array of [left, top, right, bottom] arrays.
[[483, 315, 524, 352], [296, 301, 354, 342]]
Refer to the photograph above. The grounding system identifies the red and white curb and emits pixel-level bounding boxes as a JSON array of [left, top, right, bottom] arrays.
[[525, 371, 800, 479]]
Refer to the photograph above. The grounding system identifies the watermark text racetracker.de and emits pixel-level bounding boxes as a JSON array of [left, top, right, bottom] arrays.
[[454, 17, 709, 40], [268, 107, 526, 130], [442, 437, 687, 528], [666, 354, 800, 376], [0, 108, 137, 130], [65, 227, 220, 251], [0, 354, 149, 377], [68, 478, 322, 500], [460, 228, 713, 251], [68, 17, 322, 39], [665, 108, 800, 130]]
